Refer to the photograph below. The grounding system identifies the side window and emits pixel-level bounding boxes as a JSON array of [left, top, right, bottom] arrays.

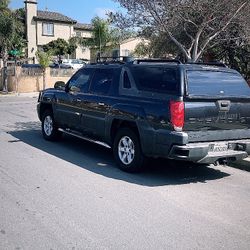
[[68, 68, 94, 92], [90, 69, 113, 95], [123, 71, 131, 89], [131, 66, 179, 93]]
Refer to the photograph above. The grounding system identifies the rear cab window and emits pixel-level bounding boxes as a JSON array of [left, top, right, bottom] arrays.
[[129, 65, 180, 94], [186, 69, 250, 98]]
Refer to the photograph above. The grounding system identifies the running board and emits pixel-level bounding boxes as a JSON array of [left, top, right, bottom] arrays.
[[58, 128, 111, 149]]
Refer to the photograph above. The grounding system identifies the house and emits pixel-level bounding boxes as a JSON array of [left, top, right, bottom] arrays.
[[25, 0, 92, 62], [112, 37, 148, 58], [90, 37, 149, 62]]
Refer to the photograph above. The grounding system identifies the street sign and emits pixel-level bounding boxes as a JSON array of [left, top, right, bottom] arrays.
[[9, 49, 20, 56]]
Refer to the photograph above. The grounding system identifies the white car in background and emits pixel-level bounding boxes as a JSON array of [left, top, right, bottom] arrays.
[[62, 59, 86, 70]]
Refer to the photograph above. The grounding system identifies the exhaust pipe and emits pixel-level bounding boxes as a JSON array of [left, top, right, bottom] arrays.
[[215, 159, 228, 166]]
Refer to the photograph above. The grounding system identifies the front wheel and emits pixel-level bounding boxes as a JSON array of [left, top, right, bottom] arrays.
[[113, 128, 145, 173], [42, 110, 61, 141]]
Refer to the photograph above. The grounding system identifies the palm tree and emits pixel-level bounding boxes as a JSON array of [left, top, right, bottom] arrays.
[[0, 0, 10, 11], [81, 17, 116, 60]]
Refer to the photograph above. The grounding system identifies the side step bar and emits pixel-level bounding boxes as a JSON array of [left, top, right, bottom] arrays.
[[58, 128, 111, 149]]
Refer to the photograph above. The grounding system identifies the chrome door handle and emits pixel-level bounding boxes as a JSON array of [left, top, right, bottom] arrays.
[[74, 98, 81, 103], [98, 102, 105, 106]]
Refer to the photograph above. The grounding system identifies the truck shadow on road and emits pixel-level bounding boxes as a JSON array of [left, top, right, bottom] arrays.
[[9, 121, 230, 187]]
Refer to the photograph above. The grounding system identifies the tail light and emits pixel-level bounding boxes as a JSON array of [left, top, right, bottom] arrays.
[[170, 101, 184, 131]]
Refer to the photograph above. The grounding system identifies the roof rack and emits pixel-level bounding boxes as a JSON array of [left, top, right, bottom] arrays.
[[188, 61, 227, 68], [133, 59, 182, 64], [93, 56, 134, 65]]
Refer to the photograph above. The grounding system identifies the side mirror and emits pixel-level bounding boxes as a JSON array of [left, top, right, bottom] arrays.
[[54, 81, 65, 90]]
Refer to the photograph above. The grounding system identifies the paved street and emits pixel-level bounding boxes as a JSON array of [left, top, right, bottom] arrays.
[[0, 95, 250, 250]]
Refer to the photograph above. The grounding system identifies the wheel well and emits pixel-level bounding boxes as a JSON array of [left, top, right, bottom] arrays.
[[110, 119, 140, 143], [40, 103, 53, 119]]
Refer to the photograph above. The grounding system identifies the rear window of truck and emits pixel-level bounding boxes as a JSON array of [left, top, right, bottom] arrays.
[[130, 66, 179, 94], [187, 70, 250, 97]]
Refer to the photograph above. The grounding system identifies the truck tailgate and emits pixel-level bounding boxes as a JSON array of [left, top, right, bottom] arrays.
[[184, 69, 250, 142], [184, 99, 250, 142]]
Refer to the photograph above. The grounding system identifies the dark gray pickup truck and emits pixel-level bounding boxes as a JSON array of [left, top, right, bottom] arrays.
[[37, 59, 250, 172]]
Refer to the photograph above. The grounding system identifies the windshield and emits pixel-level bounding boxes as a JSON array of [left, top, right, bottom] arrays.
[[187, 70, 250, 97]]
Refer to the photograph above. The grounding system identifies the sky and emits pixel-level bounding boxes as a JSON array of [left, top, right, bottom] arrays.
[[9, 0, 122, 24]]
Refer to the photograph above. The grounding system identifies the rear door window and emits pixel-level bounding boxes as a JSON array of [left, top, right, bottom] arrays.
[[130, 66, 179, 94], [187, 70, 250, 97], [89, 68, 114, 95]]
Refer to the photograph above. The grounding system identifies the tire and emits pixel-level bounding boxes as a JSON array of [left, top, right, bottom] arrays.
[[113, 128, 145, 173], [41, 110, 61, 141]]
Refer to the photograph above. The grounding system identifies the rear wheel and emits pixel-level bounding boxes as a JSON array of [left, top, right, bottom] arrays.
[[113, 128, 145, 172], [42, 110, 61, 141]]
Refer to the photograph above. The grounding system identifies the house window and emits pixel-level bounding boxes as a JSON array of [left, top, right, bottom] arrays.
[[122, 49, 130, 56], [42, 23, 54, 36], [75, 31, 81, 37]]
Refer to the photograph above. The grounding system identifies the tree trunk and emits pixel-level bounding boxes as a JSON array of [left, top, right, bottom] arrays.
[[43, 69, 46, 90], [2, 46, 8, 93]]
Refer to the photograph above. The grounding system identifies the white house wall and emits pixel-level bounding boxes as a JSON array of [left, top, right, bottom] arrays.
[[120, 38, 144, 56], [75, 47, 91, 60], [26, 1, 38, 60], [36, 22, 73, 46]]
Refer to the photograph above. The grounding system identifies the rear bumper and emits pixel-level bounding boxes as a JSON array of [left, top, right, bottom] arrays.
[[168, 139, 250, 164]]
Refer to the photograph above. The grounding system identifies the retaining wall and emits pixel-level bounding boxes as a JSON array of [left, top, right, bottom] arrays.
[[0, 67, 75, 93]]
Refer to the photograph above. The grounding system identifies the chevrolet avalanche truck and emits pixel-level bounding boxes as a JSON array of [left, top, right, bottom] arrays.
[[37, 59, 250, 172]]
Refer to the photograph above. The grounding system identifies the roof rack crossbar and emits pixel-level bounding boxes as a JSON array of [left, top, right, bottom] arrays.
[[134, 59, 182, 64], [188, 62, 227, 68]]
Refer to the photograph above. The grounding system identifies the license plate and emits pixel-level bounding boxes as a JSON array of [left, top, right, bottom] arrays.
[[211, 143, 228, 152]]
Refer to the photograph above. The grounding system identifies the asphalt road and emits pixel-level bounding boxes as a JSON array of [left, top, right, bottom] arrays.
[[0, 95, 250, 250]]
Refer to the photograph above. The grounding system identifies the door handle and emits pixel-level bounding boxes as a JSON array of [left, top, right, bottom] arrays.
[[74, 98, 81, 103], [217, 100, 231, 111], [98, 102, 105, 106], [221, 102, 229, 107]]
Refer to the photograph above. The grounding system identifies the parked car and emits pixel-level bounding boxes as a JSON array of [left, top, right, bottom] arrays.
[[37, 58, 250, 172], [21, 64, 42, 68], [21, 63, 72, 69], [49, 63, 72, 69], [62, 59, 86, 70]]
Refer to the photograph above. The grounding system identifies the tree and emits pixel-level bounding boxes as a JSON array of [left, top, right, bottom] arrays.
[[43, 38, 77, 63], [67, 37, 78, 55], [0, 0, 9, 11], [43, 38, 69, 57], [112, 0, 249, 62], [0, 1, 14, 92], [133, 28, 179, 58], [133, 42, 150, 58], [36, 51, 51, 90], [0, 2, 26, 92], [82, 17, 114, 58], [81, 16, 135, 60]]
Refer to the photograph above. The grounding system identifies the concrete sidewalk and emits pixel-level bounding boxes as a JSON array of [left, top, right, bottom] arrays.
[[0, 91, 39, 98], [228, 157, 250, 172]]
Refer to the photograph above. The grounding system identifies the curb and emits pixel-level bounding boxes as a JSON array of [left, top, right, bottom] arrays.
[[228, 157, 250, 172]]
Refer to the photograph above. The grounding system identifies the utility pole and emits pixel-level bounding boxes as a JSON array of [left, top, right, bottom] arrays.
[[99, 26, 102, 58]]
